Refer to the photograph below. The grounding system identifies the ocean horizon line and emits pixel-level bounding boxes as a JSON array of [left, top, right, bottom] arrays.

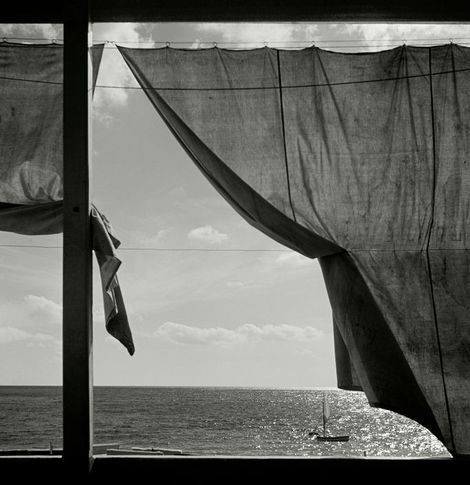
[[0, 384, 341, 391]]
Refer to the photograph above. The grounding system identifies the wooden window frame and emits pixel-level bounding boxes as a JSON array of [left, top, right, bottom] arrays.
[[1, 0, 469, 477]]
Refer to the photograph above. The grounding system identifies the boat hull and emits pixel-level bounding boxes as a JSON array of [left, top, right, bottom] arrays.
[[316, 435, 350, 442]]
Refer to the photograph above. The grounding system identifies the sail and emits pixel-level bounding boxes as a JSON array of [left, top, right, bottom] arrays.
[[118, 43, 470, 455], [323, 396, 331, 422]]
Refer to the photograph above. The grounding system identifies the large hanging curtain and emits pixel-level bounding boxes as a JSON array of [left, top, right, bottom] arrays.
[[118, 43, 470, 455], [0, 42, 134, 355]]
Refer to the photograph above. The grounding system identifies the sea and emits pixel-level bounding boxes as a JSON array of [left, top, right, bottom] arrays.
[[0, 386, 450, 457]]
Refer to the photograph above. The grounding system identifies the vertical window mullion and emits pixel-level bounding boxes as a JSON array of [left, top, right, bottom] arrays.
[[63, 0, 93, 473]]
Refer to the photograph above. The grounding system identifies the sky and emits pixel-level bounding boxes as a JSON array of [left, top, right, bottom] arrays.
[[1, 21, 470, 388]]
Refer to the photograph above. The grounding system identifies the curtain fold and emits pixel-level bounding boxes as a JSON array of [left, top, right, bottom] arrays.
[[0, 42, 134, 355], [118, 47, 342, 259], [118, 43, 470, 455]]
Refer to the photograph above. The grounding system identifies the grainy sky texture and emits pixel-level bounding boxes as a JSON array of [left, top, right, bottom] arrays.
[[1, 22, 470, 387]]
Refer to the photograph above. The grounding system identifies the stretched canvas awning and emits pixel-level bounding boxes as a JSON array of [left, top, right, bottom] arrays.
[[0, 42, 134, 355], [118, 43, 470, 455]]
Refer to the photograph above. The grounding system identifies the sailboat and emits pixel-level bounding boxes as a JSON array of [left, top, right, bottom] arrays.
[[315, 393, 350, 442]]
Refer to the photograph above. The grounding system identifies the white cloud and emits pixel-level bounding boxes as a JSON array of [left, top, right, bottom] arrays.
[[24, 294, 61, 324], [195, 22, 470, 51], [0, 326, 56, 345], [154, 322, 242, 346], [129, 228, 171, 246], [168, 186, 187, 199], [92, 23, 149, 122], [0, 294, 62, 340], [0, 24, 62, 42], [187, 225, 228, 245], [195, 23, 319, 47], [153, 321, 323, 347], [242, 323, 323, 341], [226, 281, 245, 288], [275, 251, 312, 267], [337, 24, 470, 51]]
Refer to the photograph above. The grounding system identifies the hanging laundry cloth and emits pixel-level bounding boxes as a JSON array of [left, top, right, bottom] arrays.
[[0, 42, 134, 355]]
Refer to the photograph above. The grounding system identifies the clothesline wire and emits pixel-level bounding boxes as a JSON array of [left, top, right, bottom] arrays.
[[1, 243, 469, 252], [2, 66, 470, 91], [100, 38, 470, 45], [2, 35, 470, 44], [2, 37, 469, 50], [2, 41, 470, 50], [0, 244, 292, 252], [103, 42, 470, 50]]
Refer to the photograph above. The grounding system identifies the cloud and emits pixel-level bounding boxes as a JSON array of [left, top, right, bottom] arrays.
[[168, 186, 187, 199], [332, 23, 470, 51], [0, 295, 62, 337], [194, 22, 470, 52], [226, 281, 245, 288], [24, 295, 61, 325], [0, 24, 62, 42], [92, 23, 149, 122], [240, 323, 323, 342], [153, 321, 323, 347], [345, 23, 470, 42], [187, 225, 228, 244], [275, 252, 312, 267], [195, 23, 319, 47], [0, 326, 56, 345], [129, 228, 171, 246]]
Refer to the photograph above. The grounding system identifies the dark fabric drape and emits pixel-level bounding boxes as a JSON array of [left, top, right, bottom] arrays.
[[118, 43, 470, 455], [0, 42, 134, 355]]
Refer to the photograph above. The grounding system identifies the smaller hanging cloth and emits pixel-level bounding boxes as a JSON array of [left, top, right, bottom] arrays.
[[0, 41, 134, 355]]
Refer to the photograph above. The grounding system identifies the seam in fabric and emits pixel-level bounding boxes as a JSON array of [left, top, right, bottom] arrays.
[[425, 46, 456, 452], [276, 50, 297, 222]]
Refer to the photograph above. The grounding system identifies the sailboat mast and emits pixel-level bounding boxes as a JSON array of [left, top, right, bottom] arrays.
[[316, 392, 350, 442]]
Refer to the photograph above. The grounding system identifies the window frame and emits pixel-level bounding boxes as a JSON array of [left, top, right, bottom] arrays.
[[1, 0, 468, 476]]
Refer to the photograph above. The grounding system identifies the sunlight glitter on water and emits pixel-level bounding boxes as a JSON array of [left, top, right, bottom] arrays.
[[0, 386, 451, 457]]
